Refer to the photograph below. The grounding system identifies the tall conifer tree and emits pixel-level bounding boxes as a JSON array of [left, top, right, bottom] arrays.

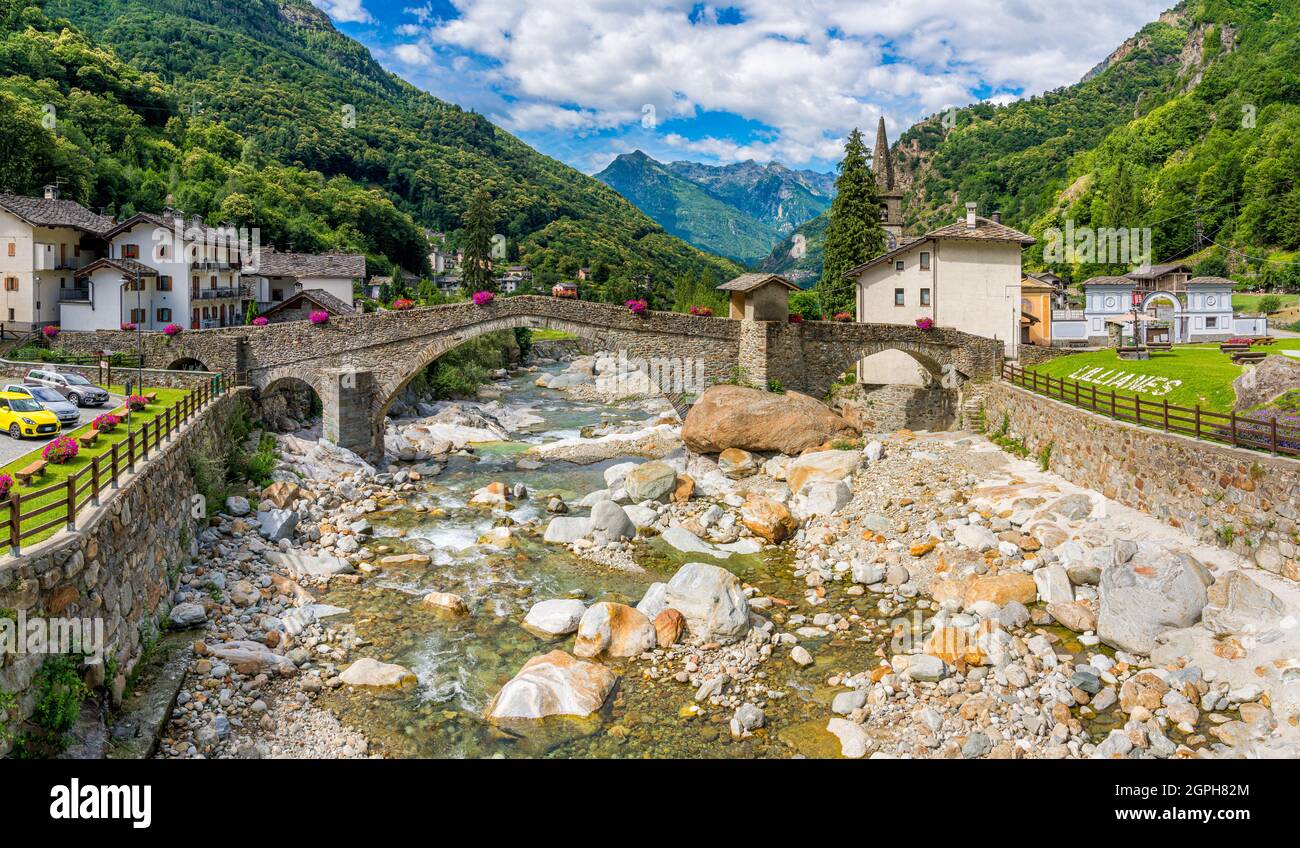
[[817, 129, 885, 317], [462, 187, 498, 292]]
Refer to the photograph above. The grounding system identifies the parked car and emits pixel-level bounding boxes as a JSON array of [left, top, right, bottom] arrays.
[[0, 391, 61, 439], [2, 384, 80, 426], [24, 369, 109, 407]]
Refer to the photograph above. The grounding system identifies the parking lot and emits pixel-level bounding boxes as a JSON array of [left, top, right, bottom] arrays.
[[0, 390, 126, 468]]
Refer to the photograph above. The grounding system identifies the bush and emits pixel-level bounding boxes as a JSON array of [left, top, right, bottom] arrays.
[[688, 305, 714, 317], [41, 436, 78, 464], [252, 316, 269, 326], [163, 323, 182, 336], [42, 325, 60, 339], [392, 298, 415, 310], [308, 310, 330, 325], [1259, 295, 1282, 314], [625, 298, 648, 315], [471, 290, 495, 306], [126, 394, 147, 411], [0, 473, 12, 499], [916, 316, 935, 330]]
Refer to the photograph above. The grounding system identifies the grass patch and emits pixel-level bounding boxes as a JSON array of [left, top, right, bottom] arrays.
[[1026, 345, 1245, 412], [530, 329, 576, 341], [0, 387, 188, 552], [1233, 293, 1297, 314]]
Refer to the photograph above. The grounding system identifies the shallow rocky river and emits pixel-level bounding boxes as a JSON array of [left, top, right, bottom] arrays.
[[309, 368, 904, 758]]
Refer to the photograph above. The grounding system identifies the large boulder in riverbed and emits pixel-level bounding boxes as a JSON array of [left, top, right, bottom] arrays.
[[1098, 542, 1211, 654], [573, 602, 657, 658], [523, 599, 587, 638], [663, 562, 751, 644], [589, 500, 636, 544], [786, 449, 861, 494], [682, 385, 856, 455], [1201, 571, 1286, 636], [488, 650, 617, 720], [623, 461, 677, 502], [339, 657, 417, 689]]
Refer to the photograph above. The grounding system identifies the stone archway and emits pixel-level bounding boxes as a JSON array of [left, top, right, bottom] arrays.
[[166, 357, 210, 372], [257, 375, 324, 434]]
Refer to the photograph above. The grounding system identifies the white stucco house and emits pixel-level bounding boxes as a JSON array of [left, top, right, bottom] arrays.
[[1056, 263, 1266, 345], [847, 203, 1035, 380], [62, 211, 247, 332], [0, 186, 112, 331]]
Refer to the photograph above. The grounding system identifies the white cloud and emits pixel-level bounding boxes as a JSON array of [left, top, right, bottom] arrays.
[[393, 0, 1170, 166], [313, 0, 373, 25]]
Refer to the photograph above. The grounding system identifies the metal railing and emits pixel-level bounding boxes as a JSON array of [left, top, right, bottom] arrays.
[[1003, 362, 1300, 458], [0, 376, 228, 556]]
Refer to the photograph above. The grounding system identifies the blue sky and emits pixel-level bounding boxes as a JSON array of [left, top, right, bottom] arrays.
[[314, 0, 1171, 175]]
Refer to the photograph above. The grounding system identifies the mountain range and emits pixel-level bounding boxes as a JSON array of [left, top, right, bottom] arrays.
[[1, 0, 740, 292], [595, 151, 835, 264]]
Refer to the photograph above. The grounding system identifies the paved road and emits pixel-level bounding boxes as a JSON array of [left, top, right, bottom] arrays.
[[0, 393, 126, 468]]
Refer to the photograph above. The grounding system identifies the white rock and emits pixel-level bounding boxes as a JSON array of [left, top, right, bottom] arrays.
[[522, 599, 588, 638], [664, 562, 751, 644]]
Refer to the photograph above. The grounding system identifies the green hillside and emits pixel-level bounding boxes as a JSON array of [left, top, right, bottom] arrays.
[[2, 0, 739, 288]]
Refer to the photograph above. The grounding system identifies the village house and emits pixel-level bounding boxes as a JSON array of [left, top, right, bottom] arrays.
[[257, 288, 354, 324], [847, 203, 1035, 373], [248, 248, 365, 312], [0, 186, 112, 331], [498, 265, 532, 293], [1019, 275, 1055, 347], [63, 210, 245, 332]]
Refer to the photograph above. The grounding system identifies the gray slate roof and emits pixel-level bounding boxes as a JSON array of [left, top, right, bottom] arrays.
[[260, 288, 355, 319], [717, 273, 799, 293], [252, 250, 365, 279], [844, 217, 1033, 278], [75, 257, 158, 280], [0, 193, 113, 235]]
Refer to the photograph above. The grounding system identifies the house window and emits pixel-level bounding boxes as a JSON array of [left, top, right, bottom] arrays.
[[6, 309, 12, 321], [1206, 316, 1218, 329], [158, 275, 172, 291], [6, 243, 13, 257], [131, 308, 146, 323], [894, 260, 905, 272], [894, 288, 905, 306], [122, 244, 139, 259], [920, 288, 931, 306], [3, 277, 17, 292], [156, 308, 171, 322], [920, 252, 931, 270]]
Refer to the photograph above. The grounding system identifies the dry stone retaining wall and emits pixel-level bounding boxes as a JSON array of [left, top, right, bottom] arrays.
[[979, 380, 1300, 579], [0, 389, 251, 753]]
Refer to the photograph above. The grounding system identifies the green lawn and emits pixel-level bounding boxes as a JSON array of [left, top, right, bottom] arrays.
[[1232, 293, 1297, 313], [530, 329, 576, 341], [0, 387, 188, 552], [1027, 340, 1300, 414]]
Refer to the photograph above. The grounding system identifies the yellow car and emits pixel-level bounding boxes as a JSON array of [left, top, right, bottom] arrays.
[[0, 391, 62, 439]]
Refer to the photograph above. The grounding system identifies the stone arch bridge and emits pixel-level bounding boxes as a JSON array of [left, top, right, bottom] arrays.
[[59, 296, 1002, 460]]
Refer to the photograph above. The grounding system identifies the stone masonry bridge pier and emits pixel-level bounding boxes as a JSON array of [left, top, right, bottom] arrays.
[[59, 296, 1002, 460]]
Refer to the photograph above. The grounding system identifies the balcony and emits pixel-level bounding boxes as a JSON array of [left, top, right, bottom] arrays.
[[193, 286, 242, 300], [59, 287, 91, 302]]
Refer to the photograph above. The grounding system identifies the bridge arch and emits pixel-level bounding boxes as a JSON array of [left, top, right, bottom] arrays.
[[166, 356, 210, 372]]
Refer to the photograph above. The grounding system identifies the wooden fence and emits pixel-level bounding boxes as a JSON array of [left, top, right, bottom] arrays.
[[1002, 363, 1300, 458], [0, 375, 228, 556]]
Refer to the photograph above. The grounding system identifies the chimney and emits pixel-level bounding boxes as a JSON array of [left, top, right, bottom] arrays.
[[991, 211, 1002, 224], [965, 202, 978, 230], [43, 184, 60, 201]]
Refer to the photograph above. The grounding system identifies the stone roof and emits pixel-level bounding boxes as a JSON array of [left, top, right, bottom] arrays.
[[924, 216, 1035, 245], [716, 273, 799, 293], [251, 249, 365, 279], [1020, 277, 1056, 292], [74, 257, 158, 280], [259, 288, 355, 320], [0, 193, 113, 235], [1081, 276, 1134, 287], [1187, 276, 1234, 287], [844, 217, 1032, 278], [1126, 262, 1193, 280], [104, 211, 238, 243]]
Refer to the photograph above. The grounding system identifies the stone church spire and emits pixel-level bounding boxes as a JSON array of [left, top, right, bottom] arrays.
[[873, 116, 895, 192]]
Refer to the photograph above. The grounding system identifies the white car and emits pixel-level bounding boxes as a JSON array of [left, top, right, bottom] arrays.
[[3, 383, 81, 426]]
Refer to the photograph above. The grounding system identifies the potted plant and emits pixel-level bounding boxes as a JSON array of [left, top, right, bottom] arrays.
[[42, 325, 60, 340], [688, 305, 714, 317], [392, 298, 415, 311], [625, 298, 648, 316], [92, 413, 120, 432], [41, 436, 79, 465], [788, 314, 804, 324], [126, 394, 147, 411], [0, 473, 13, 500], [163, 323, 183, 337], [833, 312, 853, 323], [120, 322, 137, 331], [916, 317, 935, 330], [471, 291, 495, 307], [308, 310, 330, 325], [252, 316, 269, 326]]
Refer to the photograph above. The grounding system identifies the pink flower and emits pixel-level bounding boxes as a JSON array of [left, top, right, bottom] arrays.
[[42, 325, 60, 339], [309, 310, 330, 325], [625, 298, 648, 315], [833, 312, 853, 323], [120, 322, 137, 331], [916, 317, 935, 330], [688, 305, 714, 317], [392, 298, 415, 311], [41, 436, 78, 464], [92, 413, 120, 432], [252, 316, 269, 326], [0, 473, 13, 499], [788, 314, 804, 324], [163, 323, 182, 336], [126, 394, 147, 411], [472, 290, 495, 307]]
